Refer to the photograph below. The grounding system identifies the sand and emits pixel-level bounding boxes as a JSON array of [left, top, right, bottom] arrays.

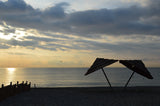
[[0, 87, 160, 106]]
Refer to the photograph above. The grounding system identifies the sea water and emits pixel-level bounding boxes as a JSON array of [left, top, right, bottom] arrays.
[[0, 68, 159, 87]]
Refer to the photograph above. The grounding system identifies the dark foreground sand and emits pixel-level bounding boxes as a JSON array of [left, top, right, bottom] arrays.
[[0, 87, 160, 106]]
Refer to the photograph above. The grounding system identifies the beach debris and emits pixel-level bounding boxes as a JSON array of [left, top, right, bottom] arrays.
[[34, 84, 36, 88], [0, 81, 31, 101]]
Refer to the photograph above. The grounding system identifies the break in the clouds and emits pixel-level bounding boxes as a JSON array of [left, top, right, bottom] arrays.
[[0, 0, 160, 36]]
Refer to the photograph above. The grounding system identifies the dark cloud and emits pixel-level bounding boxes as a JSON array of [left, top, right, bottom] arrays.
[[6, 38, 38, 49], [22, 36, 71, 51], [24, 36, 61, 42], [0, 0, 33, 13], [73, 37, 160, 57], [68, 6, 160, 36], [7, 52, 28, 55], [0, 35, 72, 51], [0, 38, 37, 50], [0, 43, 10, 49], [0, 0, 159, 37], [42, 2, 69, 19], [0, 22, 15, 35]]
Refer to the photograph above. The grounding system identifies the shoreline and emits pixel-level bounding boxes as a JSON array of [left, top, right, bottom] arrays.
[[1, 86, 160, 106]]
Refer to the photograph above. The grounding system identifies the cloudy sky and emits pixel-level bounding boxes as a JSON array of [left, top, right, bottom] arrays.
[[0, 0, 159, 67]]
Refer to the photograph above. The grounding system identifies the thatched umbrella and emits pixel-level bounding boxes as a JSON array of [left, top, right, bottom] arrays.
[[85, 58, 118, 88], [119, 60, 153, 88]]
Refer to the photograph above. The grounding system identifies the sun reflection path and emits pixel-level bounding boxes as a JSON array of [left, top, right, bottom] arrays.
[[7, 68, 16, 74], [6, 68, 16, 84]]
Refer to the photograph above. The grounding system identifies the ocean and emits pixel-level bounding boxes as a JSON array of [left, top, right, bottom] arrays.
[[0, 68, 159, 87]]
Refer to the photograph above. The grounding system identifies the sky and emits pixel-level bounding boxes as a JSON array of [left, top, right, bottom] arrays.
[[0, 0, 160, 67]]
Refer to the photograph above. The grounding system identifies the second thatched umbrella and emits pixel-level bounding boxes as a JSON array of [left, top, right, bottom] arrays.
[[119, 60, 153, 88]]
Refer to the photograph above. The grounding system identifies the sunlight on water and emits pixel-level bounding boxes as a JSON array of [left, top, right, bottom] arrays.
[[7, 68, 16, 73], [0, 68, 159, 87], [6, 68, 16, 84]]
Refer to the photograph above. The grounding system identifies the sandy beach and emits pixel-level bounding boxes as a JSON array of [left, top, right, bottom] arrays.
[[0, 87, 160, 106]]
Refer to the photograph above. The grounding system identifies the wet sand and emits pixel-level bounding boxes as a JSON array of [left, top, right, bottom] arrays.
[[0, 87, 160, 106]]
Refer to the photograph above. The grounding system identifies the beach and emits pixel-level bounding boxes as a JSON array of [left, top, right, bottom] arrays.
[[0, 87, 160, 106]]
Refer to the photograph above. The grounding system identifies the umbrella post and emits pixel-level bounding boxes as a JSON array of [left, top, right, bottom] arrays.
[[124, 71, 135, 89], [101, 68, 112, 90]]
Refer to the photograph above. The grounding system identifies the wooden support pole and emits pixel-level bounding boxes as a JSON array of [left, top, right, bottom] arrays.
[[25, 81, 28, 84], [124, 71, 135, 89], [101, 68, 112, 89], [2, 84, 4, 88], [17, 81, 19, 85], [29, 82, 31, 87], [10, 82, 12, 86]]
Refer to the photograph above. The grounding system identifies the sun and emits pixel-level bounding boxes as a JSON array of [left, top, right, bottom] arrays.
[[0, 33, 13, 40]]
